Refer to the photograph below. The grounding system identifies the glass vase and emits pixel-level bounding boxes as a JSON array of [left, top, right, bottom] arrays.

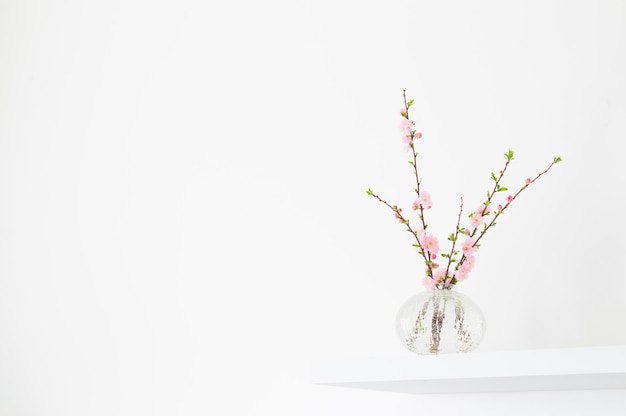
[[395, 288, 486, 355]]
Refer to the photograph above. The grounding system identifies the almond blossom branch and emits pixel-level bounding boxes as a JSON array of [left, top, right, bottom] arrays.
[[402, 89, 429, 235], [455, 155, 561, 279], [444, 197, 463, 281], [472, 156, 562, 249], [366, 189, 434, 276], [469, 150, 513, 239]]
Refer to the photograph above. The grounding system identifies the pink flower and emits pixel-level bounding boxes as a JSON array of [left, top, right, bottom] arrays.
[[422, 277, 436, 289], [525, 178, 531, 185], [399, 118, 413, 136], [455, 267, 469, 282], [506, 195, 513, 203], [415, 132, 423, 139], [455, 256, 475, 282], [422, 234, 439, 255], [469, 214, 483, 229], [497, 204, 503, 212], [475, 205, 491, 216], [462, 238, 477, 255], [402, 135, 413, 152], [431, 253, 437, 260], [463, 255, 476, 271], [464, 228, 470, 235], [433, 268, 447, 284], [415, 192, 433, 210]]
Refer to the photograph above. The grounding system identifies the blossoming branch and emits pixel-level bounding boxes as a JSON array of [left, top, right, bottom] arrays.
[[367, 90, 562, 289]]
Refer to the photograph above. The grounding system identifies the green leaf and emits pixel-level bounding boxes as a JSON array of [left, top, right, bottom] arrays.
[[490, 172, 497, 181], [504, 149, 515, 161], [554, 156, 563, 163], [366, 188, 374, 196], [497, 186, 508, 192], [407, 99, 414, 108]]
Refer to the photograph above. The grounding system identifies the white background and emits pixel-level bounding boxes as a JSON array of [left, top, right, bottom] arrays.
[[1, 0, 625, 414]]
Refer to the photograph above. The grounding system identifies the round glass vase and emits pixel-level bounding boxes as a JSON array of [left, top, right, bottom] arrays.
[[395, 288, 486, 355]]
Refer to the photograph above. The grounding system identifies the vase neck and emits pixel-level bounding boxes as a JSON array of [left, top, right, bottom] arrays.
[[431, 286, 455, 292]]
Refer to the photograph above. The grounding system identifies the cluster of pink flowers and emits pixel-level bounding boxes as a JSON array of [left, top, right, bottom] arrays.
[[367, 91, 562, 290], [399, 114, 422, 151]]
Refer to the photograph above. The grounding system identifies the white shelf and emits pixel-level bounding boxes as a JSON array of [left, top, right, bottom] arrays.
[[310, 345, 626, 394]]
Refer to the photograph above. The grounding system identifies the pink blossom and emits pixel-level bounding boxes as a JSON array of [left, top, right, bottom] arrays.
[[422, 277, 436, 289], [402, 135, 413, 152], [464, 228, 470, 235], [497, 204, 503, 211], [455, 256, 475, 282], [507, 195, 513, 203], [399, 118, 413, 136], [469, 214, 483, 229], [422, 234, 439, 255], [462, 238, 477, 255], [525, 178, 531, 185], [433, 268, 447, 284], [475, 205, 491, 217], [415, 132, 423, 139], [415, 192, 433, 210], [455, 267, 469, 282], [431, 253, 437, 260], [463, 255, 476, 271]]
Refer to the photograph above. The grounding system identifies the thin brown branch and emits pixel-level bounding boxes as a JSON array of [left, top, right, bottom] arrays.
[[367, 191, 434, 276], [444, 197, 464, 281]]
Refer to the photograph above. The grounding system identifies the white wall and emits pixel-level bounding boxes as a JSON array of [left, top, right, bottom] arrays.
[[1, 0, 625, 414]]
